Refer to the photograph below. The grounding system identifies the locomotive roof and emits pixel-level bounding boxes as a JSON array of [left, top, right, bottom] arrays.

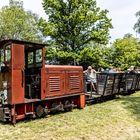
[[0, 39, 46, 48]]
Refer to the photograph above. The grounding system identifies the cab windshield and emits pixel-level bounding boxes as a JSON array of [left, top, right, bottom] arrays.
[[27, 49, 42, 68]]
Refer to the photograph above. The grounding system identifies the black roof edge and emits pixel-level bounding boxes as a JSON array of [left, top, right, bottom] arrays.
[[0, 39, 47, 47]]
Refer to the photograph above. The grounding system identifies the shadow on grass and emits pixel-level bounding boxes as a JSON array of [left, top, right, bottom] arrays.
[[86, 94, 117, 105], [0, 110, 74, 125], [121, 95, 140, 120]]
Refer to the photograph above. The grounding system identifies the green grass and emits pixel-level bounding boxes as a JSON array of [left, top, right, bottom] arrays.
[[0, 92, 140, 140]]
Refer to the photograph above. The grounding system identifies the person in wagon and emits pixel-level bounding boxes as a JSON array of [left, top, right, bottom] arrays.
[[84, 66, 97, 91]]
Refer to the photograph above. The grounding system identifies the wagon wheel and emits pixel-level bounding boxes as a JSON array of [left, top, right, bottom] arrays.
[[35, 105, 46, 118], [64, 100, 73, 112]]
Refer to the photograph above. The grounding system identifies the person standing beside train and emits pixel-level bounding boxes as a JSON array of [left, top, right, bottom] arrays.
[[84, 66, 97, 91]]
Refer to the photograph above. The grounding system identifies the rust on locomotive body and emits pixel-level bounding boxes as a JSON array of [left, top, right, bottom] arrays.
[[0, 39, 85, 124]]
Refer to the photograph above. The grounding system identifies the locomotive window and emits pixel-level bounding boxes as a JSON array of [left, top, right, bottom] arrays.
[[35, 49, 42, 63], [0, 45, 11, 64], [0, 49, 4, 63], [0, 45, 11, 72], [5, 45, 11, 62], [0, 49, 5, 71], [28, 52, 34, 64]]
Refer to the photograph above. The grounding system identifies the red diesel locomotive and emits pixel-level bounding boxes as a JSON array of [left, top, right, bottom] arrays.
[[0, 39, 85, 124]]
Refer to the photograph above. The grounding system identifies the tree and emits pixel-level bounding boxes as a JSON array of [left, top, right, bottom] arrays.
[[40, 0, 112, 65], [0, 0, 43, 42], [112, 37, 140, 70], [123, 33, 133, 39], [44, 41, 111, 69], [101, 46, 115, 68], [77, 44, 111, 69]]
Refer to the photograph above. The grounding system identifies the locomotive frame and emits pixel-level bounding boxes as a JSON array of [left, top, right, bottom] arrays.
[[0, 39, 85, 124]]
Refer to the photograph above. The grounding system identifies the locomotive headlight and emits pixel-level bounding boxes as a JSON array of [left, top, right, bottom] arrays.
[[0, 91, 4, 104], [3, 81, 8, 101], [3, 81, 7, 89], [3, 89, 7, 101]]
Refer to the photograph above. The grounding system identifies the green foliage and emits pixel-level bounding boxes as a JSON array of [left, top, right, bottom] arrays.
[[0, 0, 43, 42], [112, 37, 140, 70], [40, 0, 112, 65], [102, 46, 115, 68], [76, 36, 140, 70], [45, 43, 112, 69], [45, 45, 79, 65], [78, 45, 105, 69]]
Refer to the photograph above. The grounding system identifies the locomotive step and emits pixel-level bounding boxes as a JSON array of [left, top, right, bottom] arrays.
[[25, 112, 34, 115]]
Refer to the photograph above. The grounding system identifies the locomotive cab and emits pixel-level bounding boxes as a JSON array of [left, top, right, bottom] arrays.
[[25, 45, 44, 99], [0, 40, 45, 106]]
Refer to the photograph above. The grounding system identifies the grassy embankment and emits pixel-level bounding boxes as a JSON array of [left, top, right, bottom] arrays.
[[0, 92, 140, 140]]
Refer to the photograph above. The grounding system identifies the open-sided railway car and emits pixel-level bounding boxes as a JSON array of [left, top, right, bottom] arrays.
[[85, 72, 140, 101], [85, 73, 123, 101], [0, 39, 85, 124]]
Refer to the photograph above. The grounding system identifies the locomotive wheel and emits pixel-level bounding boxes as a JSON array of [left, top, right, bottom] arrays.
[[51, 102, 59, 113], [64, 100, 73, 112], [35, 105, 46, 118], [51, 102, 64, 113]]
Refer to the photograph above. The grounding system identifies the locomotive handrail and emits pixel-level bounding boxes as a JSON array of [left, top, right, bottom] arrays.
[[21, 70, 24, 87]]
